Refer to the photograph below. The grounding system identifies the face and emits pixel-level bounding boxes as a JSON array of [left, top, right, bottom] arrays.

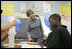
[[49, 18, 57, 28], [29, 13, 35, 20]]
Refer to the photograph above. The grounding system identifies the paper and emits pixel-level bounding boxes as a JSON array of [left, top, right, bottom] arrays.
[[59, 3, 71, 17], [43, 2, 51, 13], [2, 3, 14, 16], [15, 12, 22, 18], [20, 3, 26, 10], [21, 44, 41, 48], [21, 13, 28, 18]]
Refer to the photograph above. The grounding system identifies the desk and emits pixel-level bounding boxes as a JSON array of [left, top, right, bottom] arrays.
[[2, 43, 21, 48], [2, 42, 46, 48]]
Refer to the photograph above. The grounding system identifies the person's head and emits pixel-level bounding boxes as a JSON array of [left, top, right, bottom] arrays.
[[26, 9, 35, 20], [1, 9, 3, 23], [1, 9, 3, 14], [49, 14, 61, 28]]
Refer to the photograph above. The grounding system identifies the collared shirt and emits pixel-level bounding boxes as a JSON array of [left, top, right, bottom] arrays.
[[26, 18, 44, 38]]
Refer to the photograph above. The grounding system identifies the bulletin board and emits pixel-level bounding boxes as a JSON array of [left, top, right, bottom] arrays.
[[14, 12, 28, 18], [2, 3, 14, 16], [43, 2, 51, 13], [26, 2, 43, 14], [15, 12, 22, 18], [59, 3, 71, 17]]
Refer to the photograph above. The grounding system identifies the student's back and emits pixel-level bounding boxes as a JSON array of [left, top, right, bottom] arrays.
[[47, 25, 71, 48]]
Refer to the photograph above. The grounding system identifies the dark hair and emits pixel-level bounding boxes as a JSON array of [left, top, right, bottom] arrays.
[[1, 9, 3, 14], [1, 10, 3, 23], [49, 14, 61, 22]]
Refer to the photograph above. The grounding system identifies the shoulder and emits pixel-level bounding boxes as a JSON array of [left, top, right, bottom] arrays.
[[54, 25, 68, 33], [36, 19, 40, 21], [35, 18, 41, 22], [26, 19, 31, 23], [55, 25, 67, 30]]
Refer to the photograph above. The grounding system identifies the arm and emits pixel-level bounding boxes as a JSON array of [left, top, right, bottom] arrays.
[[1, 29, 9, 42], [1, 20, 16, 33], [40, 20, 44, 38], [26, 21, 32, 41], [47, 29, 60, 48]]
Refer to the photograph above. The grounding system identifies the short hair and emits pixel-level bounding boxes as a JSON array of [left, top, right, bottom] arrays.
[[26, 9, 34, 17], [1, 9, 3, 23], [1, 9, 3, 14], [49, 14, 61, 22]]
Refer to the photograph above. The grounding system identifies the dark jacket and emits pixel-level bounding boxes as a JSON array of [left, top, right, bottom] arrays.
[[47, 25, 71, 48]]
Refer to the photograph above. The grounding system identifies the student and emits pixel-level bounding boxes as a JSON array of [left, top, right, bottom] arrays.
[[1, 9, 16, 42], [47, 14, 71, 48], [26, 9, 44, 45], [1, 21, 16, 42]]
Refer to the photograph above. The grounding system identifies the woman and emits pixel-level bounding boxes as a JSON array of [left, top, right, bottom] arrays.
[[26, 9, 44, 45]]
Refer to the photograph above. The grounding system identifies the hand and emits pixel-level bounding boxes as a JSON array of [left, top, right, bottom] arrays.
[[4, 29, 9, 35], [42, 38, 46, 40], [29, 37, 32, 41], [10, 20, 16, 26]]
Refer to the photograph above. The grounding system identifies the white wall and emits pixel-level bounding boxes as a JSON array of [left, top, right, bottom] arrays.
[[1, 1, 71, 37]]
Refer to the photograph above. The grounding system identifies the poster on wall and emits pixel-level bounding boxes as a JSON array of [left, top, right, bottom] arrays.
[[43, 2, 51, 13], [59, 3, 71, 21], [2, 3, 14, 16], [20, 3, 26, 11], [15, 12, 28, 18], [59, 3, 71, 17], [26, 2, 43, 14], [15, 12, 22, 18]]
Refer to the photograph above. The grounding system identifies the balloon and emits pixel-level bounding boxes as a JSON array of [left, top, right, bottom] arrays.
[[15, 18, 22, 31], [44, 13, 51, 29], [8, 17, 22, 31]]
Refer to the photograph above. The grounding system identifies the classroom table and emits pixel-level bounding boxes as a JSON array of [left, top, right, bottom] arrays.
[[2, 42, 47, 48]]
